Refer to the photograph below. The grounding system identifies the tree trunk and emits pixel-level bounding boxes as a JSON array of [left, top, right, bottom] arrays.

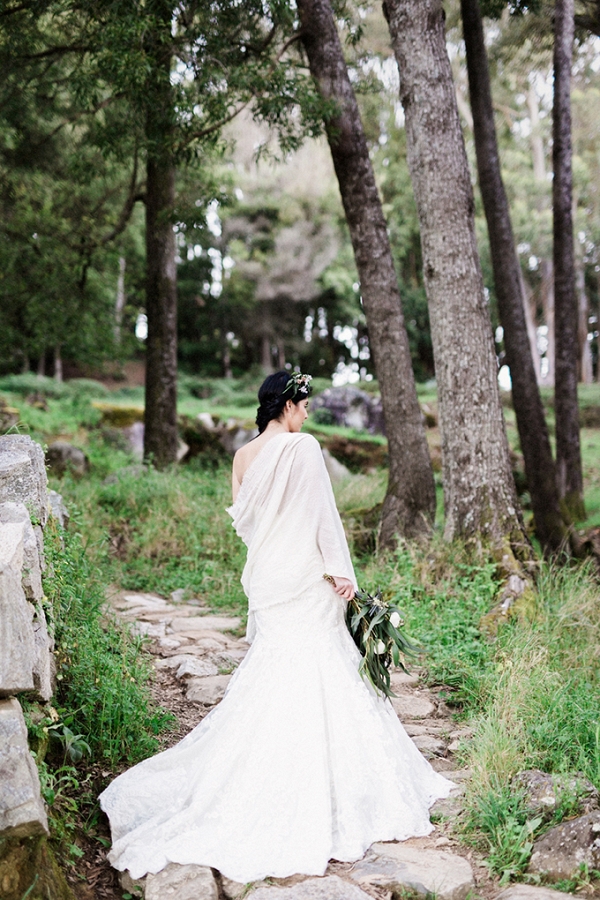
[[519, 268, 542, 381], [527, 85, 555, 386], [576, 257, 593, 383], [461, 0, 565, 551], [37, 354, 45, 377], [114, 255, 126, 345], [143, 0, 178, 469], [553, 0, 585, 519], [384, 0, 530, 555], [297, 0, 436, 545], [540, 259, 555, 384], [54, 345, 63, 383]]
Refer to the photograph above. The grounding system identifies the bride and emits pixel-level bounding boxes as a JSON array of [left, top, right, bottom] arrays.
[[99, 371, 452, 884]]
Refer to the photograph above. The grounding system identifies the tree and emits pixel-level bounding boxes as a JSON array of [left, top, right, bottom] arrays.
[[296, 0, 436, 545], [461, 0, 567, 551], [383, 0, 530, 555], [553, 0, 586, 518]]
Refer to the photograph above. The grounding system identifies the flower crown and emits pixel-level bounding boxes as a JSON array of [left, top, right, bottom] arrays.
[[283, 372, 313, 398]]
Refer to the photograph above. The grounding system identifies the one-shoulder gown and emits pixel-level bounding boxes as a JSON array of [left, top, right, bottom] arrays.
[[99, 432, 453, 883]]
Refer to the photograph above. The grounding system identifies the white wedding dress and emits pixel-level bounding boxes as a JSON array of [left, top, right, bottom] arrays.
[[99, 433, 453, 884]]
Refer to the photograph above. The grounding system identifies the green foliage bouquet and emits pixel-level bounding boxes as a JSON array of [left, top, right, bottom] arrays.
[[324, 575, 418, 698]]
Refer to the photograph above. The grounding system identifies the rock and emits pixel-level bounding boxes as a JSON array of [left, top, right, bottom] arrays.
[[390, 670, 421, 690], [220, 876, 247, 899], [171, 588, 186, 604], [411, 734, 447, 758], [311, 386, 384, 434], [0, 523, 36, 695], [175, 615, 241, 633], [0, 435, 48, 527], [219, 424, 258, 455], [391, 693, 435, 720], [250, 875, 372, 900], [0, 396, 19, 431], [322, 449, 351, 484], [92, 401, 145, 428], [155, 655, 220, 679], [528, 810, 600, 880], [350, 842, 474, 900], [48, 490, 70, 529], [45, 441, 89, 478], [120, 870, 147, 895], [0, 502, 43, 601], [512, 769, 599, 820], [145, 863, 218, 900], [495, 885, 578, 900], [123, 422, 145, 460], [0, 698, 48, 838], [197, 412, 216, 430], [31, 605, 55, 702], [186, 674, 232, 705]]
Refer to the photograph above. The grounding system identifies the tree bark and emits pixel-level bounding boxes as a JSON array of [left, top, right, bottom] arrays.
[[297, 0, 436, 545], [553, 0, 585, 519], [114, 255, 126, 345], [384, 0, 530, 555], [143, 0, 179, 469], [461, 0, 565, 551], [576, 257, 593, 383]]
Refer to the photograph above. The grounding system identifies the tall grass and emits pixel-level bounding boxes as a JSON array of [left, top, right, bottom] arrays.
[[44, 521, 173, 766], [461, 561, 600, 882]]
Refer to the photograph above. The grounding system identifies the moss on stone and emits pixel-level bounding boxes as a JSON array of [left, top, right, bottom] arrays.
[[0, 835, 75, 900]]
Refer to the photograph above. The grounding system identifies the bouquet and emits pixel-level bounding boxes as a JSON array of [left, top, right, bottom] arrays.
[[324, 574, 419, 698]]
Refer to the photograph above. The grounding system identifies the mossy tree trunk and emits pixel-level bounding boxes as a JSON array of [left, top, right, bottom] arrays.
[[553, 0, 586, 520], [461, 0, 567, 552], [383, 0, 531, 556], [143, 0, 178, 469], [297, 0, 436, 546]]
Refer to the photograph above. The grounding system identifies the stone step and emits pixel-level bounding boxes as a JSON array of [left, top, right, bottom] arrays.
[[349, 840, 475, 900]]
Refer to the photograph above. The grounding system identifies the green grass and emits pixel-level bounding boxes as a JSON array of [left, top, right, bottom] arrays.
[[42, 521, 174, 765], [4, 373, 600, 890]]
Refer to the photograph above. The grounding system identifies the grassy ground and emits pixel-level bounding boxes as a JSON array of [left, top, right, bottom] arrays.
[[2, 373, 600, 893]]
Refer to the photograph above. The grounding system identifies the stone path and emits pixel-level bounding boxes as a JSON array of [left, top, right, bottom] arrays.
[[105, 590, 575, 900]]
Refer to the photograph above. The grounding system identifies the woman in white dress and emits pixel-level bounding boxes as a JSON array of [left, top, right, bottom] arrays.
[[99, 371, 452, 884]]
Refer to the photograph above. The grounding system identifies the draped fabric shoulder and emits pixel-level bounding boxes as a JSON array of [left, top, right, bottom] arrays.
[[228, 433, 356, 639]]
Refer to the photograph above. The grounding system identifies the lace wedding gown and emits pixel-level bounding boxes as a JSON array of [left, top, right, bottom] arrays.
[[99, 433, 453, 884]]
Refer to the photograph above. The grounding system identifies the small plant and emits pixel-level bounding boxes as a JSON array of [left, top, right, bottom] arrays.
[[463, 781, 541, 884]]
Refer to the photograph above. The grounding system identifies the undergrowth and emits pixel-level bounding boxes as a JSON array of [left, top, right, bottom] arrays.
[[43, 521, 174, 765]]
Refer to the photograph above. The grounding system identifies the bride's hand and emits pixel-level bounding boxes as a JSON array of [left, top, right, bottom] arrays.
[[331, 577, 355, 601]]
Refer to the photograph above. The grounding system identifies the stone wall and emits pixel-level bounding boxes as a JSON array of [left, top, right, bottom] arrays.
[[0, 434, 72, 899]]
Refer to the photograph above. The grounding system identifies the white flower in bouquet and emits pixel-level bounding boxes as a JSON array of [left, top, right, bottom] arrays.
[[375, 640, 387, 655], [389, 611, 401, 628]]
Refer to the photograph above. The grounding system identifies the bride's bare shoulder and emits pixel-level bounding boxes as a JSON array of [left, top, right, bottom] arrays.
[[233, 435, 266, 482]]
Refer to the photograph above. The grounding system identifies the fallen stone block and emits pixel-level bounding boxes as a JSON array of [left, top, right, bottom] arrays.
[[495, 884, 578, 900], [145, 863, 218, 900], [349, 841, 475, 900], [250, 875, 372, 899], [0, 698, 48, 838], [0, 523, 36, 695], [0, 502, 43, 601], [186, 674, 232, 705], [0, 435, 48, 527], [528, 810, 600, 880]]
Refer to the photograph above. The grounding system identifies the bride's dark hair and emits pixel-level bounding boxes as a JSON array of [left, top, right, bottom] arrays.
[[256, 370, 312, 434]]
